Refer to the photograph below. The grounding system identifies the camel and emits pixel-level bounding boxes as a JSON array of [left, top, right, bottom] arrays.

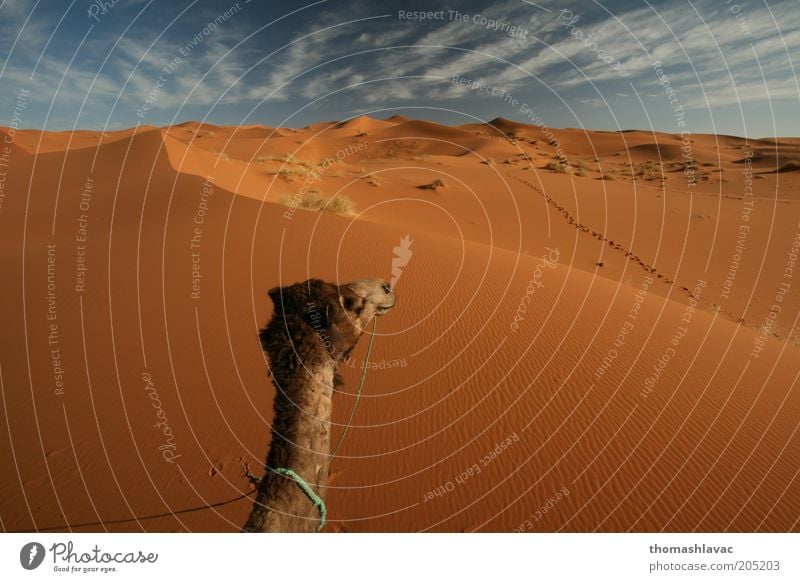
[[243, 277, 396, 532]]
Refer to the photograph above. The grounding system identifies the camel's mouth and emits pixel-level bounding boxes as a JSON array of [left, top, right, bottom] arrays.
[[376, 300, 396, 316]]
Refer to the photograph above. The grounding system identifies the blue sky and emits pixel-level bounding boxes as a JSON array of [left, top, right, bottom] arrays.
[[1, 0, 798, 137]]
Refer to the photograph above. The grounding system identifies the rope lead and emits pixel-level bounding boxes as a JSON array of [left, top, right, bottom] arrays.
[[270, 467, 327, 531]]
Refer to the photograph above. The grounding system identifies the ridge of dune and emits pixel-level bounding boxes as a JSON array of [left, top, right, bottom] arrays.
[[0, 129, 34, 158], [375, 119, 476, 140], [0, 125, 160, 154], [487, 116, 531, 135], [226, 125, 287, 139], [334, 115, 395, 132], [619, 142, 686, 161], [160, 130, 277, 201], [173, 120, 222, 131]]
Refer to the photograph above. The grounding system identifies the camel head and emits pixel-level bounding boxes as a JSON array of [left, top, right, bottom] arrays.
[[266, 277, 395, 360], [340, 277, 397, 322]]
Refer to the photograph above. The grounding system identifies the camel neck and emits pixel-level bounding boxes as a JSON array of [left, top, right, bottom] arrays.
[[267, 357, 336, 489], [244, 356, 337, 533]]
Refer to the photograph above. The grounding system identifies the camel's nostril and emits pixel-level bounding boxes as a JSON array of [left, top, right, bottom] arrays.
[[382, 283, 392, 294]]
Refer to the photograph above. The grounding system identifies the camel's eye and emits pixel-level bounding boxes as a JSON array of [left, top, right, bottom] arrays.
[[381, 283, 392, 294]]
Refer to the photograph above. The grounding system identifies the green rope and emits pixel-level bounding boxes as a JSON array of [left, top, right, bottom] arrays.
[[270, 467, 327, 531], [330, 316, 377, 459], [267, 317, 378, 532]]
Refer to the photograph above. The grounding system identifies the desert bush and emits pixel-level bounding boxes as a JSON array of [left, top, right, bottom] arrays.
[[272, 166, 314, 180], [418, 178, 447, 190], [543, 157, 596, 176], [544, 161, 574, 174], [280, 190, 355, 215], [634, 160, 664, 181], [257, 153, 313, 168]]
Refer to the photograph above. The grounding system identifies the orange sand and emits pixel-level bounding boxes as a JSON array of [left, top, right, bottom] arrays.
[[0, 117, 798, 532]]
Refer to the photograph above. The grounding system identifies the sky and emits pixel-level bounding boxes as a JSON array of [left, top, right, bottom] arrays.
[[0, 0, 798, 137]]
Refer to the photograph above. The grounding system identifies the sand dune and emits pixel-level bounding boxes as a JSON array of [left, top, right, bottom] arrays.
[[377, 119, 479, 141], [1, 116, 798, 532], [385, 114, 411, 123], [334, 115, 396, 132]]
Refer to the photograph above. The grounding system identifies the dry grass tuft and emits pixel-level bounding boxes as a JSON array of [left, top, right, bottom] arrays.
[[544, 161, 574, 174], [255, 153, 313, 168], [544, 157, 592, 176], [280, 190, 356, 215], [272, 166, 314, 180], [634, 160, 665, 181]]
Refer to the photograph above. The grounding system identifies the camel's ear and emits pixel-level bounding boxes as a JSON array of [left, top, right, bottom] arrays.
[[267, 286, 282, 307]]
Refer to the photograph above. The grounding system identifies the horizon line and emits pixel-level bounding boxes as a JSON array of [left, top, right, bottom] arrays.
[[1, 115, 795, 141]]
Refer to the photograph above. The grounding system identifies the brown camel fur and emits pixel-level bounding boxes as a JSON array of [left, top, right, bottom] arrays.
[[243, 277, 396, 532]]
